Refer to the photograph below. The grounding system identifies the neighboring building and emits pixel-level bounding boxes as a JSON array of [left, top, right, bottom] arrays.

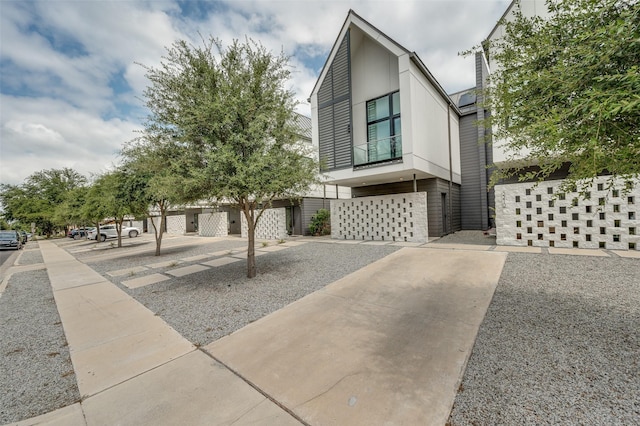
[[310, 10, 493, 242]]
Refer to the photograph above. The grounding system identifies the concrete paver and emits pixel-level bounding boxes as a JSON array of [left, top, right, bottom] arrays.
[[548, 247, 609, 257], [494, 245, 543, 253], [201, 257, 242, 267], [122, 273, 171, 289], [611, 250, 640, 258], [107, 265, 148, 277], [206, 247, 507, 426], [166, 264, 210, 277], [10, 403, 86, 426], [424, 242, 492, 251], [257, 245, 289, 252], [81, 351, 301, 426], [146, 260, 183, 269]]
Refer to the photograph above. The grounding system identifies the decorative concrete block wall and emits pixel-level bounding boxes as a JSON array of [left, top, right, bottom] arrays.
[[330, 192, 428, 243], [495, 178, 640, 250], [198, 212, 228, 237], [147, 217, 161, 233], [166, 215, 186, 235], [241, 208, 287, 240]]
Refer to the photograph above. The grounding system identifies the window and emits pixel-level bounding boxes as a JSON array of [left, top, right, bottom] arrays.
[[366, 91, 401, 162]]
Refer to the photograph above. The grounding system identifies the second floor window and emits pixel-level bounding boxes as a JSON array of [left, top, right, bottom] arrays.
[[367, 91, 400, 144]]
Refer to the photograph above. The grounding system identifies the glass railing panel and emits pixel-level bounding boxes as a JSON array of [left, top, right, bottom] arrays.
[[353, 135, 402, 166]]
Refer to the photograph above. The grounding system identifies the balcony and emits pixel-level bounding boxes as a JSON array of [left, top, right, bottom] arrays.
[[354, 135, 403, 167]]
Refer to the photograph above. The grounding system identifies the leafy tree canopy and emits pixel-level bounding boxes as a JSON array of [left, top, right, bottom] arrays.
[[136, 37, 319, 276], [484, 0, 640, 191], [0, 168, 87, 235]]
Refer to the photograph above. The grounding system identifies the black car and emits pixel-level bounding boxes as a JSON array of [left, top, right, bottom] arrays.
[[68, 227, 95, 239], [0, 230, 23, 250]]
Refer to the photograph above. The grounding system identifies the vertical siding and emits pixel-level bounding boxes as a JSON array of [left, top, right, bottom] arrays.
[[460, 114, 483, 229], [317, 30, 353, 171], [301, 198, 329, 236]]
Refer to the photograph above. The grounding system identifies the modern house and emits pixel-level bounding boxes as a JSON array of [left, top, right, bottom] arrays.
[[310, 3, 638, 250], [310, 10, 492, 242]]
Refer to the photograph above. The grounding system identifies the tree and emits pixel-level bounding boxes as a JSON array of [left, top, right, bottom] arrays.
[[121, 135, 196, 256], [138, 37, 318, 277], [483, 0, 640, 191], [0, 168, 87, 236]]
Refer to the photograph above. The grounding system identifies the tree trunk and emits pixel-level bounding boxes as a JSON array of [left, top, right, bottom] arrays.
[[244, 203, 257, 278], [116, 218, 123, 248], [153, 203, 166, 256]]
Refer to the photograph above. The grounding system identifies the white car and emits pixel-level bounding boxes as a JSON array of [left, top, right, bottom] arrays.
[[88, 224, 141, 242]]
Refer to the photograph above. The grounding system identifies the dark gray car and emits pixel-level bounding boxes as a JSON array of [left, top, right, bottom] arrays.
[[0, 230, 23, 250]]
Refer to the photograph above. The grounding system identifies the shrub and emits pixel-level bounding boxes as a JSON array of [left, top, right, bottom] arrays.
[[308, 209, 331, 236]]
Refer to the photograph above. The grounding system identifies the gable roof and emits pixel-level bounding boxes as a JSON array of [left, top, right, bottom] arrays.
[[310, 9, 460, 114], [292, 113, 312, 140]]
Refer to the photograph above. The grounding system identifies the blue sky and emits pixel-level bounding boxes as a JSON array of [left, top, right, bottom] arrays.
[[0, 0, 510, 185]]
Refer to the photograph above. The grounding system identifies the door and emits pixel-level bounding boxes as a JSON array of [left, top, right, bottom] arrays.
[[442, 193, 449, 235]]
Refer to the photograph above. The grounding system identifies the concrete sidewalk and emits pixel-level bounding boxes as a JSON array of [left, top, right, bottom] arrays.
[[11, 241, 506, 425]]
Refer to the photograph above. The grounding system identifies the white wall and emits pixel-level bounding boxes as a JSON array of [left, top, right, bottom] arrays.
[[331, 192, 428, 243], [350, 29, 401, 150], [495, 177, 640, 250], [198, 212, 228, 237], [241, 208, 287, 240], [402, 61, 461, 182]]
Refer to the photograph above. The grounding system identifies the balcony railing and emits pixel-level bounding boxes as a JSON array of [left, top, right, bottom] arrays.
[[354, 135, 402, 166]]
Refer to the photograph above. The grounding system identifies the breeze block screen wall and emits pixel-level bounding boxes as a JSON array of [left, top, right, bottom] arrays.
[[495, 177, 640, 250], [166, 215, 186, 235], [198, 212, 228, 237], [241, 208, 287, 240], [330, 192, 428, 243]]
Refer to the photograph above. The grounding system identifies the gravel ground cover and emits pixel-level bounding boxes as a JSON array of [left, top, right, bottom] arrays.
[[448, 253, 640, 425], [0, 269, 80, 424], [88, 240, 401, 345], [16, 245, 43, 265]]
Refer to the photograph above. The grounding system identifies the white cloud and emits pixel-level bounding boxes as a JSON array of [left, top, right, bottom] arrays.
[[0, 95, 141, 184]]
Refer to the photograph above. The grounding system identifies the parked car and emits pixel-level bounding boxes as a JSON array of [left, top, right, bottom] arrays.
[[87, 224, 141, 242], [0, 230, 23, 250], [68, 227, 95, 239]]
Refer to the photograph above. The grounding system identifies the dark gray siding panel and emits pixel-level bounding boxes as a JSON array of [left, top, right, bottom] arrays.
[[460, 114, 483, 229], [318, 107, 334, 168], [301, 198, 329, 236], [317, 30, 353, 171], [333, 99, 352, 168]]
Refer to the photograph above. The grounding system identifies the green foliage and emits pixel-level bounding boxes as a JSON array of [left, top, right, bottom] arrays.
[[308, 209, 331, 236], [483, 0, 640, 191], [137, 37, 319, 275], [0, 168, 87, 235]]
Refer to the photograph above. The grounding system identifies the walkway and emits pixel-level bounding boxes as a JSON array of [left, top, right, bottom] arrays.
[[11, 239, 507, 425]]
